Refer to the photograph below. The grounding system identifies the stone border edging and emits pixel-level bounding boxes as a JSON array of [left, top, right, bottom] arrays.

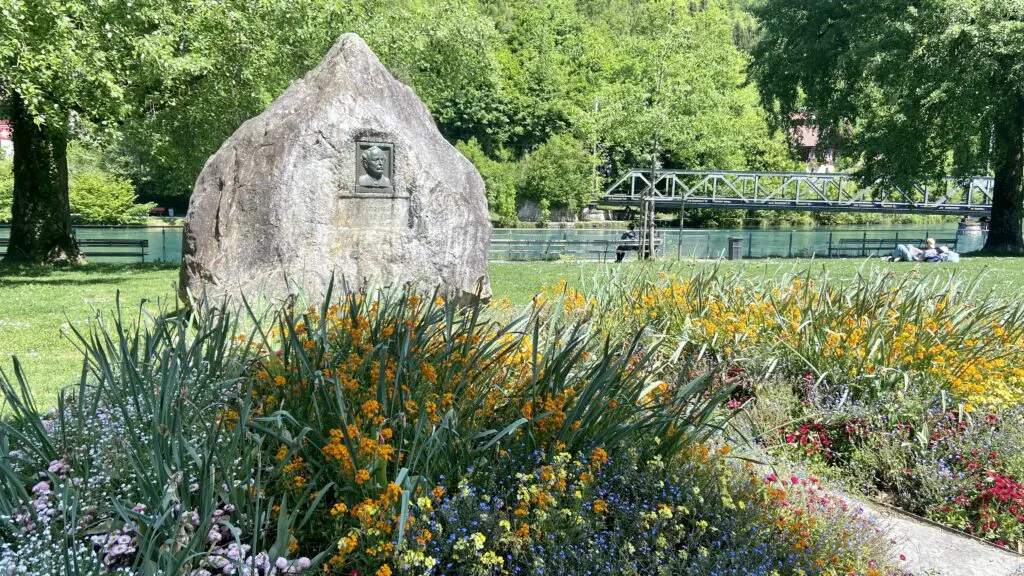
[[864, 496, 1024, 557]]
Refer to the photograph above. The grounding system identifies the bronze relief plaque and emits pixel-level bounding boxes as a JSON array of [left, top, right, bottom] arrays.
[[337, 140, 411, 230], [354, 141, 394, 195]]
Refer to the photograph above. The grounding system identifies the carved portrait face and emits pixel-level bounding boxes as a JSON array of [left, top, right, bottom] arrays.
[[361, 146, 388, 179]]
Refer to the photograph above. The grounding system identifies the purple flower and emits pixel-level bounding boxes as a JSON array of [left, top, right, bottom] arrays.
[[47, 459, 69, 474], [275, 557, 289, 570], [31, 481, 50, 495]]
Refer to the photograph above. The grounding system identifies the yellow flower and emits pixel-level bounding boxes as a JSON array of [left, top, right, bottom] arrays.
[[376, 565, 392, 576]]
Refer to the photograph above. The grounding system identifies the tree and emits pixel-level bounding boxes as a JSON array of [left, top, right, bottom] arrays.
[[0, 0, 191, 263], [592, 0, 788, 174], [0, 0, 346, 263], [518, 134, 595, 215], [457, 139, 519, 226], [751, 0, 1024, 253], [120, 0, 504, 199]]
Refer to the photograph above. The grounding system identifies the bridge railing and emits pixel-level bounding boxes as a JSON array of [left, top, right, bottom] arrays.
[[603, 170, 994, 215]]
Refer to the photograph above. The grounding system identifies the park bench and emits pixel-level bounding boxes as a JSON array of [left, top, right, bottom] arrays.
[[826, 234, 957, 258], [489, 236, 663, 262], [0, 238, 150, 262]]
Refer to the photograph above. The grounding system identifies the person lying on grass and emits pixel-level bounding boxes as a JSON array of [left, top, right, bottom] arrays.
[[883, 238, 959, 263]]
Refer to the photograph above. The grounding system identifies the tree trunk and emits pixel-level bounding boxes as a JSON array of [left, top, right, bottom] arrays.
[[2, 92, 83, 265], [983, 97, 1024, 254]]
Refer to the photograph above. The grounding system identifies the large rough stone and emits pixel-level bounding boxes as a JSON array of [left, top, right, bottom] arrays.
[[180, 33, 491, 306]]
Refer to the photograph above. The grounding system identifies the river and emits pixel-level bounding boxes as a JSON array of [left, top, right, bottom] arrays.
[[0, 223, 983, 263]]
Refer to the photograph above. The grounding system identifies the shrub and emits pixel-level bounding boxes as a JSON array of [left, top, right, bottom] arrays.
[[0, 159, 12, 222], [517, 134, 595, 216], [457, 139, 518, 227], [1, 146, 155, 225], [70, 171, 155, 225]]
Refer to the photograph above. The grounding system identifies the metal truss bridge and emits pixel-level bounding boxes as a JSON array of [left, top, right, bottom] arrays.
[[602, 170, 994, 216]]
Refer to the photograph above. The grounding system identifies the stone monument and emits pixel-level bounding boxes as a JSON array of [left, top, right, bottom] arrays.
[[180, 33, 492, 305]]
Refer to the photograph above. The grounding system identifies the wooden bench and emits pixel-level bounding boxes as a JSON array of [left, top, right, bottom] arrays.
[[827, 235, 957, 258], [0, 238, 149, 261]]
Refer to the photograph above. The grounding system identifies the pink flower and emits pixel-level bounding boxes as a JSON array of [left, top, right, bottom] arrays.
[[790, 476, 799, 485]]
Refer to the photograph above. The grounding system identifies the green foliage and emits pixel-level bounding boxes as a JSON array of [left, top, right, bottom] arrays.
[[456, 139, 519, 226], [0, 159, 12, 222], [518, 134, 595, 214], [69, 171, 155, 225], [96, 0, 794, 205], [751, 0, 1024, 249], [592, 1, 790, 173]]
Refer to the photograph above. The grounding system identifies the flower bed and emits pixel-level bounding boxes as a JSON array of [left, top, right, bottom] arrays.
[[588, 267, 1024, 549], [0, 284, 899, 574]]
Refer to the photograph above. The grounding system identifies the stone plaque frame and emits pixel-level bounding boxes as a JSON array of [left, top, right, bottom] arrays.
[[353, 141, 396, 196]]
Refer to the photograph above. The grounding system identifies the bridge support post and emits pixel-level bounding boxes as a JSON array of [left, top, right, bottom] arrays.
[[677, 200, 685, 259]]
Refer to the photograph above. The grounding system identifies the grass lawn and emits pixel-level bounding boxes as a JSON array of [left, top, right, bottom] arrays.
[[2, 256, 1023, 408]]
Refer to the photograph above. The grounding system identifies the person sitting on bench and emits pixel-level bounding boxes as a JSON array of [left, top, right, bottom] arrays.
[[615, 223, 638, 263]]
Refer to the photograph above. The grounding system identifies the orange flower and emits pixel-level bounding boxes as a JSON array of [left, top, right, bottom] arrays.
[[355, 469, 371, 484], [592, 499, 609, 514]]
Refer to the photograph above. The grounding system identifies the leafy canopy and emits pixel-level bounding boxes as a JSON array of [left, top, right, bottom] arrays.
[[751, 0, 1024, 184]]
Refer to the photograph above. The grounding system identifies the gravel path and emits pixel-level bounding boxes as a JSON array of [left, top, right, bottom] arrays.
[[862, 501, 1024, 575]]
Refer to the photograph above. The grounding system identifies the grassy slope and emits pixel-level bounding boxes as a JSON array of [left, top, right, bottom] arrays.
[[2, 257, 1023, 408]]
